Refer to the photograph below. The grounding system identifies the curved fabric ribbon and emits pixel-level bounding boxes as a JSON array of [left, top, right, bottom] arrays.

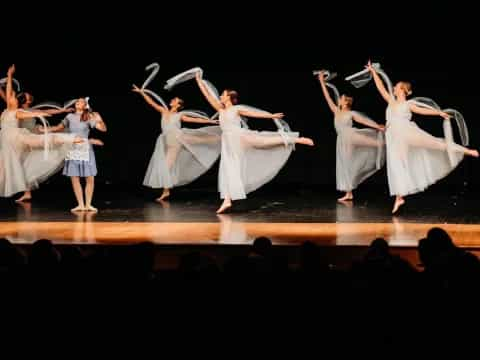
[[345, 63, 393, 96], [411, 97, 469, 165], [0, 77, 21, 92]]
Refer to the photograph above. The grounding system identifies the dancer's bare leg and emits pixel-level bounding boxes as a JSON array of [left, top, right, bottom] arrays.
[[16, 190, 32, 203], [338, 191, 353, 202], [249, 135, 314, 149], [392, 196, 405, 214], [217, 196, 232, 214], [155, 146, 179, 202], [71, 177, 85, 212], [85, 176, 97, 212]]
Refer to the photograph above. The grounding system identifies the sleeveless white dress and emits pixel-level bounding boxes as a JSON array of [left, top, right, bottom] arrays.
[[386, 100, 465, 196], [0, 109, 76, 197], [334, 110, 385, 191], [218, 105, 299, 200], [143, 111, 221, 189]]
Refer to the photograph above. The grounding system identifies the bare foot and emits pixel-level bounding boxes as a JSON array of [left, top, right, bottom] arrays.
[[89, 138, 104, 146], [85, 205, 98, 213], [338, 193, 353, 202], [15, 194, 32, 203], [296, 137, 314, 146], [216, 201, 232, 214], [467, 149, 479, 158], [156, 190, 170, 202], [71, 205, 85, 213], [392, 198, 405, 214]]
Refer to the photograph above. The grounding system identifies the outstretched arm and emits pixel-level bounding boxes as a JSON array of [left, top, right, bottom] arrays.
[[181, 115, 218, 124], [237, 109, 284, 120], [132, 84, 166, 114], [42, 108, 74, 115], [317, 72, 338, 113], [410, 103, 450, 119], [16, 109, 52, 120], [195, 72, 223, 111], [42, 123, 66, 133], [366, 61, 391, 103], [352, 112, 385, 131]]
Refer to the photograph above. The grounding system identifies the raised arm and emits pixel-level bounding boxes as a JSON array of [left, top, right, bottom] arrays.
[[181, 115, 218, 124], [195, 72, 223, 111], [6, 65, 16, 109], [0, 87, 6, 103], [92, 112, 107, 132], [410, 103, 450, 119], [237, 109, 284, 120], [317, 72, 338, 113], [366, 61, 391, 103], [132, 84, 166, 114], [352, 112, 385, 131]]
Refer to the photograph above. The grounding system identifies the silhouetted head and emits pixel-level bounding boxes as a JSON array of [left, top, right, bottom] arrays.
[[252, 237, 273, 258]]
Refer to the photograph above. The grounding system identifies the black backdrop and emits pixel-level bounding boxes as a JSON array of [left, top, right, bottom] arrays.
[[2, 3, 479, 193]]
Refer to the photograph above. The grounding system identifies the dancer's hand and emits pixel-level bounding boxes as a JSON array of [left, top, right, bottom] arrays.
[[132, 84, 142, 93], [7, 64, 15, 76], [210, 119, 220, 124], [38, 126, 46, 133], [365, 60, 374, 72], [64, 108, 75, 113], [89, 138, 104, 146], [317, 71, 326, 82], [440, 112, 451, 120], [378, 125, 385, 132], [272, 113, 284, 119]]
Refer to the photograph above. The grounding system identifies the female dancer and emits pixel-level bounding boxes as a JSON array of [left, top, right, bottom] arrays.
[[191, 70, 314, 213], [317, 70, 385, 202], [1, 84, 74, 202], [0, 65, 83, 199], [132, 85, 221, 202], [361, 61, 478, 213], [45, 98, 106, 212]]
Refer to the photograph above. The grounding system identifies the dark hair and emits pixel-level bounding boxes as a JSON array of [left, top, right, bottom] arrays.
[[174, 97, 184, 110], [16, 92, 34, 108], [225, 89, 239, 105]]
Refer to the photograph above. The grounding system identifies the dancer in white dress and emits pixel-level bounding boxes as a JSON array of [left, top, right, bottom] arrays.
[[317, 70, 385, 202], [132, 85, 221, 202], [192, 71, 314, 213], [0, 65, 83, 199], [0, 90, 74, 202], [360, 61, 478, 213]]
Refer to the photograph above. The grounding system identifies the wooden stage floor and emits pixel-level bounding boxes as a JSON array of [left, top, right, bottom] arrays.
[[1, 189, 480, 248]]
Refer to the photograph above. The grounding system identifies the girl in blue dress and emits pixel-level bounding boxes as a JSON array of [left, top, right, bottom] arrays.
[[47, 98, 106, 212]]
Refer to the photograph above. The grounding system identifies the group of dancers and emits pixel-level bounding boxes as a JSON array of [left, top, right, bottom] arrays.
[[0, 62, 477, 214]]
